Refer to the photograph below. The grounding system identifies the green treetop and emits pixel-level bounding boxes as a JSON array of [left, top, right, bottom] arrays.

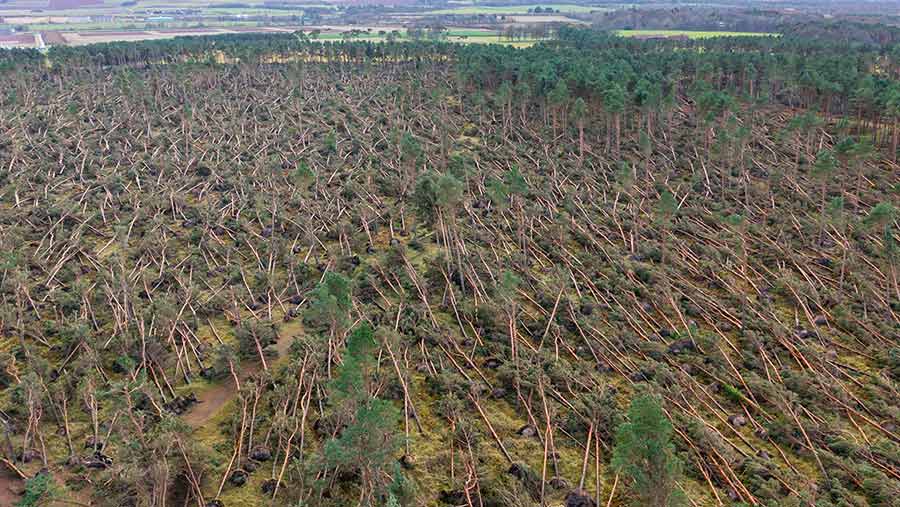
[[612, 394, 684, 507]]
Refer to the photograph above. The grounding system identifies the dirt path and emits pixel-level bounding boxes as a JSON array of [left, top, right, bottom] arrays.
[[182, 321, 300, 428], [182, 373, 247, 428], [0, 467, 22, 506]]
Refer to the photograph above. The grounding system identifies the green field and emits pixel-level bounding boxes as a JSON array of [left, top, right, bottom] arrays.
[[616, 29, 778, 38], [427, 3, 604, 15]]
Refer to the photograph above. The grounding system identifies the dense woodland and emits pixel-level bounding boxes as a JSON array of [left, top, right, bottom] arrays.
[[585, 8, 900, 46], [0, 26, 898, 507]]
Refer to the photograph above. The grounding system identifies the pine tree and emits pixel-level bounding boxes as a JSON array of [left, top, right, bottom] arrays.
[[323, 323, 402, 506], [611, 395, 683, 507], [603, 83, 626, 157], [307, 272, 352, 375], [291, 160, 315, 191], [572, 97, 588, 160], [548, 79, 570, 136], [308, 272, 352, 335], [16, 472, 60, 507]]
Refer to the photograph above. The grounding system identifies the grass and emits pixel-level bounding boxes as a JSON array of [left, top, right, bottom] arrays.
[[445, 28, 499, 36], [616, 29, 778, 39], [426, 3, 604, 15]]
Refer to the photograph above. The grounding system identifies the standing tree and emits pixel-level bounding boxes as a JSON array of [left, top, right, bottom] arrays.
[[572, 97, 588, 161], [548, 79, 570, 138], [495, 81, 513, 139], [885, 82, 900, 162], [515, 79, 532, 127], [603, 83, 626, 157], [611, 394, 683, 507], [307, 272, 352, 376], [322, 323, 403, 506], [412, 171, 465, 292]]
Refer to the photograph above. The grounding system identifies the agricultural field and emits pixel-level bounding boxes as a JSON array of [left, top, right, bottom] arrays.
[[0, 32, 36, 47], [9, 26, 538, 47], [425, 3, 605, 15], [0, 21, 899, 507]]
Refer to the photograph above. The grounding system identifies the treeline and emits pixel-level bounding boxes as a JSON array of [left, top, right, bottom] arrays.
[[586, 6, 813, 34], [586, 7, 900, 48], [5, 26, 900, 156], [782, 20, 900, 47], [39, 34, 457, 68], [456, 26, 900, 158]]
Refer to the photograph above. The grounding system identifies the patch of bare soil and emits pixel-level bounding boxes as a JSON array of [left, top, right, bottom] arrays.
[[41, 31, 66, 45], [183, 329, 296, 427], [182, 374, 242, 428], [0, 467, 23, 506]]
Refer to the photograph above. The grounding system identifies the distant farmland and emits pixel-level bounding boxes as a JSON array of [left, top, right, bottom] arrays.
[[0, 32, 36, 48], [426, 3, 604, 15], [27, 26, 546, 47], [616, 29, 779, 38]]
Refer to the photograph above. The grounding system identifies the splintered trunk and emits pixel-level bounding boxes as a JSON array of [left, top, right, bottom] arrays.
[[578, 119, 584, 161], [614, 113, 621, 158], [605, 115, 612, 153], [441, 104, 449, 168], [892, 121, 898, 162], [508, 308, 518, 365], [854, 163, 864, 210], [891, 260, 899, 303], [818, 181, 827, 246], [551, 107, 558, 138], [252, 328, 269, 372], [61, 397, 74, 460]]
